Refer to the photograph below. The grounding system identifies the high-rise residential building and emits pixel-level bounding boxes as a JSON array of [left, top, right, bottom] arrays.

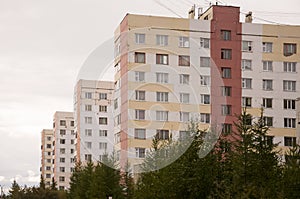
[[40, 129, 54, 187], [297, 98, 300, 144], [74, 79, 114, 164], [113, 5, 300, 170], [52, 111, 75, 190]]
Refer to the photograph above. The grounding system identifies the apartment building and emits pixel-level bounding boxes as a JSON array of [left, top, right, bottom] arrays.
[[52, 111, 75, 190], [113, 5, 300, 170], [74, 79, 114, 164], [297, 98, 300, 143], [40, 129, 54, 187]]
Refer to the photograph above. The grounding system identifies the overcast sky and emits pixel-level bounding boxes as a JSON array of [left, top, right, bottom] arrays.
[[0, 0, 299, 191]]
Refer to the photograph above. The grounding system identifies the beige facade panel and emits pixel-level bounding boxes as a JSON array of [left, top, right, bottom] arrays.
[[268, 128, 296, 137], [128, 63, 152, 72], [128, 82, 174, 93], [128, 138, 153, 148]]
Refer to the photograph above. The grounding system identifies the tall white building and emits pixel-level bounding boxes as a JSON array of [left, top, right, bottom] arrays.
[[74, 79, 115, 164], [52, 111, 75, 190], [40, 129, 54, 187]]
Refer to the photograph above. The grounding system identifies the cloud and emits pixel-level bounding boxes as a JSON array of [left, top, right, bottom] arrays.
[[9, 170, 39, 184], [0, 176, 4, 182]]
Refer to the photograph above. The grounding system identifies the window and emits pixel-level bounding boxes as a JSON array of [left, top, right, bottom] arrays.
[[114, 114, 121, 126], [46, 144, 51, 149], [179, 74, 189, 85], [99, 93, 107, 100], [180, 93, 190, 104], [222, 86, 232, 96], [283, 62, 296, 72], [222, 67, 231, 78], [178, 55, 190, 66], [70, 121, 74, 126], [242, 97, 252, 107], [263, 117, 273, 127], [263, 79, 273, 91], [156, 92, 168, 102], [265, 136, 274, 146], [242, 41, 252, 52], [71, 149, 74, 154], [60, 120, 66, 126], [284, 118, 296, 128], [200, 38, 210, 48], [262, 98, 273, 108], [179, 36, 189, 48], [283, 80, 296, 92], [84, 154, 92, 162], [59, 158, 65, 163], [284, 137, 296, 146], [85, 142, 92, 149], [99, 105, 107, 112], [222, 123, 232, 135], [99, 130, 108, 137], [135, 90, 145, 101], [135, 148, 146, 158], [60, 139, 65, 144], [71, 140, 74, 144], [135, 71, 145, 82], [200, 94, 210, 104], [200, 113, 210, 123], [47, 159, 51, 163], [114, 99, 118, 109], [200, 57, 210, 67], [99, 142, 107, 150], [200, 76, 210, 86], [283, 43, 297, 56], [156, 111, 168, 121], [221, 30, 231, 41], [242, 59, 252, 70], [99, 155, 108, 162], [284, 99, 296, 110], [156, 73, 169, 83], [135, 110, 145, 120], [262, 42, 273, 53], [221, 49, 232, 59], [156, 35, 168, 46], [85, 117, 92, 124], [156, 130, 169, 140], [263, 61, 273, 71], [115, 133, 120, 143], [60, 130, 66, 136], [46, 166, 51, 171], [179, 131, 189, 140], [180, 112, 190, 122], [222, 105, 231, 115], [85, 92, 92, 99], [85, 129, 92, 137], [242, 78, 252, 89], [99, 117, 108, 125], [134, 52, 145, 63], [85, 104, 92, 111], [47, 136, 52, 141], [46, 174, 51, 179], [156, 54, 169, 65], [134, 129, 146, 140], [135, 33, 145, 44]]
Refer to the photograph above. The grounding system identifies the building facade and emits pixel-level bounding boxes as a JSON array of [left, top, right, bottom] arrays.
[[113, 5, 300, 170], [52, 111, 75, 190], [74, 79, 115, 164], [40, 129, 54, 187]]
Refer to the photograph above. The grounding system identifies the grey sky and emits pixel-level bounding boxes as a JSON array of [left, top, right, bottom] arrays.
[[0, 0, 299, 191]]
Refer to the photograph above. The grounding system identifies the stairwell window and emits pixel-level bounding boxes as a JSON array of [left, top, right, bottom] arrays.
[[262, 42, 273, 53], [179, 36, 189, 48], [221, 105, 232, 115], [221, 49, 232, 60], [221, 30, 231, 41], [222, 67, 231, 78], [283, 43, 296, 56]]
